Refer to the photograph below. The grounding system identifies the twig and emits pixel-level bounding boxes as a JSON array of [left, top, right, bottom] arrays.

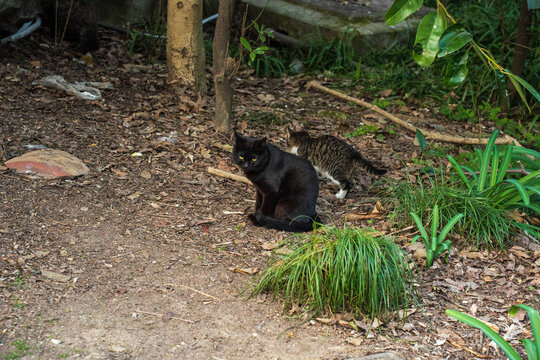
[[207, 166, 251, 185], [387, 225, 415, 236], [307, 81, 522, 147], [345, 213, 385, 220], [179, 285, 221, 301], [135, 309, 196, 323], [447, 338, 491, 358]]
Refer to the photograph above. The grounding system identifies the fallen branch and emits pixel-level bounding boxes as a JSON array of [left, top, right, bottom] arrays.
[[207, 166, 251, 184], [345, 213, 385, 221], [307, 81, 522, 147]]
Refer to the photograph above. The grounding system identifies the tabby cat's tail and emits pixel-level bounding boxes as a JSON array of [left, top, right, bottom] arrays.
[[256, 214, 319, 232], [353, 153, 387, 175]]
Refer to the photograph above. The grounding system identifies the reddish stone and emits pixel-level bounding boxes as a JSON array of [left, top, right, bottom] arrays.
[[5, 149, 89, 179]]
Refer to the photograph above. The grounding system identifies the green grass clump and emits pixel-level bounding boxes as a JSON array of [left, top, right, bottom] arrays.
[[251, 226, 417, 320]]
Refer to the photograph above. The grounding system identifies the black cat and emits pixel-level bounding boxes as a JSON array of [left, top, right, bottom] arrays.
[[233, 131, 320, 232]]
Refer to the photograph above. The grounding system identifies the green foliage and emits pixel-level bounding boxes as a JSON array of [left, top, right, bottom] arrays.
[[295, 31, 357, 74], [410, 204, 463, 267], [447, 130, 540, 214], [127, 0, 167, 63], [373, 98, 392, 110], [237, 109, 291, 126], [3, 340, 29, 360], [416, 129, 427, 152], [447, 304, 540, 360], [250, 226, 417, 320], [385, 0, 539, 111], [344, 124, 379, 138]]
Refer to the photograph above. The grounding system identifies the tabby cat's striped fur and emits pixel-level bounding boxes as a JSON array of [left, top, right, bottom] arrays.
[[286, 129, 386, 199]]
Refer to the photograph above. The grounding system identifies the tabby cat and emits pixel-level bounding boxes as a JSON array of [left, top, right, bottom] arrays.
[[233, 131, 320, 232], [286, 128, 386, 199]]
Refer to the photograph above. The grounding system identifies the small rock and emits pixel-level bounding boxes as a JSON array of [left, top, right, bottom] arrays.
[[140, 170, 151, 179], [5, 149, 89, 179], [51, 339, 62, 345], [344, 353, 404, 360], [346, 337, 363, 346], [80, 207, 89, 212], [110, 345, 126, 353]]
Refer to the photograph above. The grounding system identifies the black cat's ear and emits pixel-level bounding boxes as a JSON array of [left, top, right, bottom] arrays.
[[234, 131, 244, 143], [254, 137, 267, 150]]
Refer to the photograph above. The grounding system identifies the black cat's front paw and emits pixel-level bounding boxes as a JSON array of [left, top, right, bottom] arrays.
[[248, 213, 263, 226]]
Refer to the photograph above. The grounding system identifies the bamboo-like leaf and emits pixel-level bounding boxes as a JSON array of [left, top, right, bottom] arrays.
[[511, 72, 540, 103], [446, 309, 523, 360], [447, 155, 471, 190], [442, 51, 469, 88], [385, 0, 424, 26], [413, 11, 447, 67], [477, 130, 499, 192], [510, 304, 540, 360], [507, 72, 531, 113], [438, 24, 473, 57], [438, 213, 464, 243]]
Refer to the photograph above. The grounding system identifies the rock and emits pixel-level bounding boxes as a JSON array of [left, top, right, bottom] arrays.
[[41, 269, 71, 282], [5, 149, 89, 179]]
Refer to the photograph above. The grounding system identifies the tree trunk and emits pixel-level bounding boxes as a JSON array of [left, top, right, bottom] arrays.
[[212, 0, 236, 133], [501, 0, 531, 113], [167, 0, 206, 91]]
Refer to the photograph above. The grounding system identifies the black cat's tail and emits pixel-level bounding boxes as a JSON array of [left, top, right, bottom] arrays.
[[255, 214, 320, 232], [352, 153, 387, 175]]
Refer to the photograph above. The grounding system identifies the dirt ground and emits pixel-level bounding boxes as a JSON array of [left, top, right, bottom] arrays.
[[1, 30, 539, 360]]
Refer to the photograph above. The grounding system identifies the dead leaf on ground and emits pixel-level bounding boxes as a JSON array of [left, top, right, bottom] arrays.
[[261, 242, 279, 250], [140, 170, 151, 179], [228, 267, 259, 275]]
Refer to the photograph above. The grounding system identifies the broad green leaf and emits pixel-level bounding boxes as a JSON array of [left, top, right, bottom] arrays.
[[442, 52, 469, 88], [490, 146, 499, 188], [240, 37, 252, 52], [477, 130, 499, 192], [412, 12, 447, 67], [447, 155, 471, 190], [430, 204, 439, 242], [416, 129, 427, 152], [446, 309, 523, 360], [410, 212, 429, 244], [510, 304, 540, 360], [438, 213, 464, 243], [385, 0, 423, 26], [497, 145, 513, 184], [433, 240, 451, 258], [438, 24, 473, 57], [520, 339, 538, 360]]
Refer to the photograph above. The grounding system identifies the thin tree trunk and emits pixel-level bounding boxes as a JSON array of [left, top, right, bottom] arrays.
[[213, 0, 236, 133], [501, 0, 531, 113], [167, 0, 206, 91]]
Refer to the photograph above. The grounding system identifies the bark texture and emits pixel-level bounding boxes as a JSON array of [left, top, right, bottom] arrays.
[[212, 0, 236, 133], [167, 0, 206, 91]]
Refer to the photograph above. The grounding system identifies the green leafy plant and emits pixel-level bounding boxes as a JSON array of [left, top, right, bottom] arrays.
[[447, 130, 540, 214], [240, 22, 273, 64], [385, 0, 540, 111], [251, 226, 417, 320], [446, 304, 540, 360], [410, 204, 463, 267], [3, 340, 29, 360]]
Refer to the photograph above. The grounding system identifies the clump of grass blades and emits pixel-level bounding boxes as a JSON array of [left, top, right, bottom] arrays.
[[250, 226, 417, 321]]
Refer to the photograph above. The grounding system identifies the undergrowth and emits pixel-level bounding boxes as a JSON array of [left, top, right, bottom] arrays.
[[250, 226, 418, 321]]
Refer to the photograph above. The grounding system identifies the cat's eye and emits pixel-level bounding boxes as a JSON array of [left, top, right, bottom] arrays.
[[239, 156, 244, 160], [252, 158, 257, 162]]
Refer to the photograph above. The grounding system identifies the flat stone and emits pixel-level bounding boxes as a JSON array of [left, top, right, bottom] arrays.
[[41, 269, 71, 282], [242, 0, 431, 53], [5, 149, 89, 179]]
